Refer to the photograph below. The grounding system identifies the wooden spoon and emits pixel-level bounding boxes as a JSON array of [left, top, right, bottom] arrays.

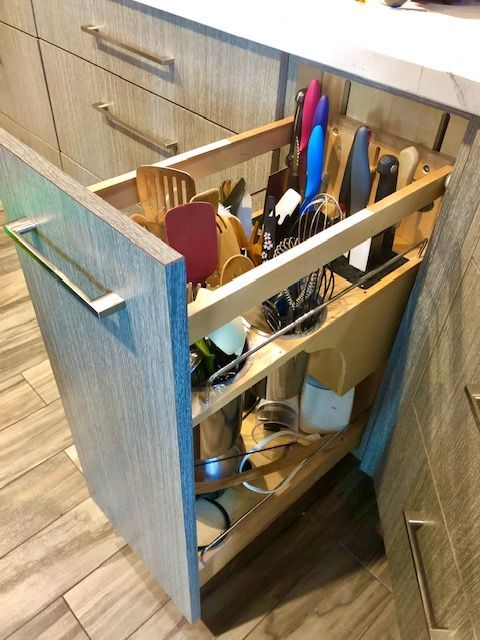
[[220, 255, 255, 285]]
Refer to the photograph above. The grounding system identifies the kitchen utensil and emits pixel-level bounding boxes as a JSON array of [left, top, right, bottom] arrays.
[[237, 191, 253, 237], [165, 202, 217, 284], [246, 220, 263, 266], [381, 146, 419, 255], [300, 377, 355, 434], [312, 94, 329, 137], [224, 213, 249, 250], [195, 287, 246, 356], [299, 79, 321, 153], [216, 213, 241, 271], [261, 195, 277, 262], [397, 146, 419, 189], [129, 213, 167, 241], [369, 154, 399, 264], [219, 180, 232, 202], [338, 126, 370, 216], [136, 165, 196, 223], [220, 254, 255, 285], [191, 188, 220, 212], [287, 88, 306, 191], [300, 125, 325, 214], [222, 178, 246, 216], [276, 189, 301, 226], [348, 126, 373, 271]]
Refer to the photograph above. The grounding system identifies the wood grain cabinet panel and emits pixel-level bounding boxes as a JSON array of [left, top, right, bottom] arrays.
[[0, 112, 61, 169], [0, 128, 200, 622], [0, 0, 36, 36], [32, 0, 283, 133], [60, 154, 101, 187], [0, 23, 57, 147], [413, 258, 480, 637], [41, 43, 270, 192], [377, 407, 474, 640]]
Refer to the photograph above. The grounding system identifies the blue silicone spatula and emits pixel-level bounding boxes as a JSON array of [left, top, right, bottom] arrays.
[[300, 125, 325, 214]]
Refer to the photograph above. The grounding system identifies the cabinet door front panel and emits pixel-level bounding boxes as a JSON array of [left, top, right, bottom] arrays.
[[413, 258, 480, 636], [41, 43, 270, 193], [0, 129, 200, 622], [33, 0, 282, 132], [378, 407, 474, 640], [0, 23, 57, 146], [0, 0, 36, 36]]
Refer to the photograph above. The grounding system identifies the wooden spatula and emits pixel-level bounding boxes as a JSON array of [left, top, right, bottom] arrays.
[[136, 165, 196, 223], [220, 255, 255, 285], [190, 188, 220, 212], [165, 202, 217, 284], [129, 213, 167, 241]]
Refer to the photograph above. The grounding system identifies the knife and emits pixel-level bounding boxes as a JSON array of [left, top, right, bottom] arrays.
[[369, 154, 399, 265], [299, 79, 321, 195], [382, 146, 419, 254], [348, 126, 373, 271]]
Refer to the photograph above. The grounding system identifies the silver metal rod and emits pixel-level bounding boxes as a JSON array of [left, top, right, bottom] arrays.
[[404, 511, 451, 638], [200, 426, 348, 557], [92, 102, 177, 152], [204, 238, 428, 399], [4, 217, 126, 318], [81, 24, 174, 66]]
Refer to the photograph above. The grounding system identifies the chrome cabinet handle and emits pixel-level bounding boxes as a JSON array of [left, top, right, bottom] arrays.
[[404, 511, 451, 639], [465, 385, 480, 432], [81, 24, 174, 66], [4, 217, 126, 319], [92, 102, 177, 153]]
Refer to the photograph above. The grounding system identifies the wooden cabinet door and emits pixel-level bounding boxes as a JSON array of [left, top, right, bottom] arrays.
[[413, 258, 480, 637], [0, 129, 200, 622], [377, 407, 474, 640]]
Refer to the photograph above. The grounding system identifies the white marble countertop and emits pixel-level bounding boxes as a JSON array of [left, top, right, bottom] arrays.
[[133, 0, 480, 116]]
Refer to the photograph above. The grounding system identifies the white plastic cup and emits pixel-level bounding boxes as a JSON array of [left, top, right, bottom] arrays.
[[300, 376, 355, 434]]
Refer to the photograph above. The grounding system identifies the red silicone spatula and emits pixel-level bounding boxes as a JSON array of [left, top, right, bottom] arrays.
[[165, 202, 218, 284]]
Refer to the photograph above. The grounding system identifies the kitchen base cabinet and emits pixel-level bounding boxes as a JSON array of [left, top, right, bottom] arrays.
[[370, 118, 480, 639], [0, 109, 450, 622]]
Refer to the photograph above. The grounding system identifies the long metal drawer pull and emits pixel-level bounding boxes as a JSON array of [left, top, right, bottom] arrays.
[[465, 385, 480, 432], [4, 217, 126, 318], [81, 24, 174, 66], [404, 511, 451, 639], [92, 101, 177, 153]]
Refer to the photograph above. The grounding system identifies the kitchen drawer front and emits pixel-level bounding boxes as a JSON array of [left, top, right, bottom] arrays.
[[33, 0, 282, 133], [0, 0, 36, 36], [0, 128, 200, 622], [0, 111, 61, 169], [60, 153, 101, 187], [41, 43, 270, 192], [0, 23, 57, 146], [377, 407, 474, 640], [413, 258, 480, 636]]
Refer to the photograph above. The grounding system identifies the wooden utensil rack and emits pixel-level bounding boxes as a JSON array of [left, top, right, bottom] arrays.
[[91, 113, 452, 576]]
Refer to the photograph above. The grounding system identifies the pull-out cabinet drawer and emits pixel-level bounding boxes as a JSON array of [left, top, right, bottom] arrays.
[[0, 22, 57, 147], [33, 0, 283, 132], [41, 43, 270, 192], [0, 114, 451, 622]]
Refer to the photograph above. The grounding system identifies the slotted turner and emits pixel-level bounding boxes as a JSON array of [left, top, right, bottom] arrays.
[[136, 165, 196, 223], [165, 202, 217, 284]]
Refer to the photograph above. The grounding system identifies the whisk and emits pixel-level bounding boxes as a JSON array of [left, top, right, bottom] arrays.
[[262, 194, 343, 333]]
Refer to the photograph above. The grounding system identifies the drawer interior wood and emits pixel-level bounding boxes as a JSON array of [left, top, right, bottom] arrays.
[[92, 115, 452, 425]]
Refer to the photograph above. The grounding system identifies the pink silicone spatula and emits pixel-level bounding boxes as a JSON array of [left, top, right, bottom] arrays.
[[299, 79, 321, 153]]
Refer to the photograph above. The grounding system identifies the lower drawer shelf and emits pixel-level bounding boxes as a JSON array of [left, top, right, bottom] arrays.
[[197, 410, 368, 586]]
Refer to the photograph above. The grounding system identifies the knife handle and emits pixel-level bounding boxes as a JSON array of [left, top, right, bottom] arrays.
[[397, 145, 419, 189], [351, 126, 372, 214], [375, 154, 399, 202], [287, 88, 306, 167]]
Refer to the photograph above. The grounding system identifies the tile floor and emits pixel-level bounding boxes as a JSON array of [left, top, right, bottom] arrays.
[[0, 207, 401, 639]]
